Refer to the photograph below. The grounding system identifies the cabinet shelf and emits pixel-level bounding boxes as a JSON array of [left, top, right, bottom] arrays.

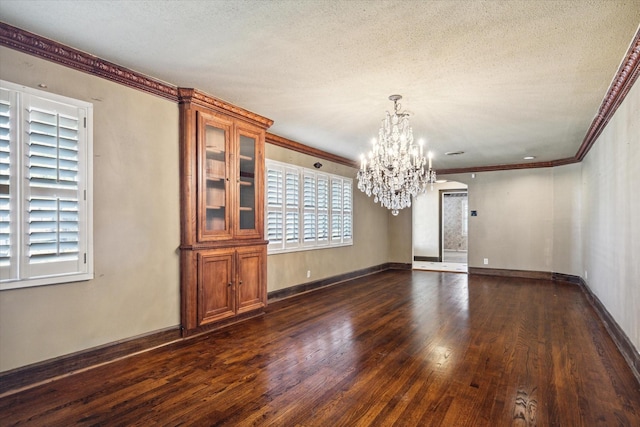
[[239, 207, 253, 211], [206, 205, 225, 210], [239, 180, 252, 186], [239, 154, 253, 161]]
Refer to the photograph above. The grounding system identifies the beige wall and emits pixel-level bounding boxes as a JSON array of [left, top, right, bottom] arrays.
[[412, 181, 468, 259], [552, 162, 582, 276], [462, 168, 555, 271], [0, 48, 181, 372], [265, 145, 389, 291], [581, 77, 639, 352], [442, 164, 582, 275], [387, 207, 412, 263]]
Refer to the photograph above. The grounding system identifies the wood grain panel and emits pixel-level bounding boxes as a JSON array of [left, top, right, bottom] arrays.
[[0, 327, 181, 396], [1, 271, 638, 425], [236, 245, 266, 314], [266, 262, 398, 302], [197, 249, 235, 325]]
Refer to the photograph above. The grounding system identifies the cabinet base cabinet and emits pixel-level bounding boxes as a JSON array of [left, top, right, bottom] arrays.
[[181, 244, 267, 336], [237, 246, 267, 314], [197, 249, 235, 326]]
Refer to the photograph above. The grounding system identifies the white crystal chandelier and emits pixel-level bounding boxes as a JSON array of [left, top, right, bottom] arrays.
[[357, 95, 436, 215]]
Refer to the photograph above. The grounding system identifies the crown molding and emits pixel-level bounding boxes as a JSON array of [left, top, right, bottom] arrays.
[[2, 21, 638, 173], [576, 27, 640, 161], [0, 21, 179, 101], [266, 133, 358, 168], [437, 157, 577, 176]]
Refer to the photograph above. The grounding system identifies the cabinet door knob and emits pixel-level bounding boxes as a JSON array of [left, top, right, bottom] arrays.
[[228, 282, 232, 287], [239, 280, 243, 285]]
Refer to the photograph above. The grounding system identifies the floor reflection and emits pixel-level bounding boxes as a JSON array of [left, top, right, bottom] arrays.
[[413, 260, 467, 273], [409, 272, 470, 375]]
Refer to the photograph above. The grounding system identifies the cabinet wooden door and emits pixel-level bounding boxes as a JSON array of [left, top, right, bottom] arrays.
[[198, 111, 233, 242], [197, 249, 235, 325], [236, 246, 266, 314]]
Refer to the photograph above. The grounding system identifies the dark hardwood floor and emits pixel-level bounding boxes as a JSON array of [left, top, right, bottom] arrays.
[[1, 270, 639, 426]]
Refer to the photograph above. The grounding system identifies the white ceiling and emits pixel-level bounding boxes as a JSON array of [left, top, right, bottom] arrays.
[[1, 0, 639, 170]]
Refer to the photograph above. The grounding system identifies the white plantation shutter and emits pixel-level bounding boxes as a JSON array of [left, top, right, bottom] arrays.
[[23, 95, 88, 278], [265, 159, 352, 254], [266, 165, 283, 250], [317, 174, 329, 245], [0, 81, 93, 290], [0, 88, 13, 274], [331, 178, 342, 242], [342, 179, 353, 242], [302, 172, 316, 245], [284, 168, 299, 248]]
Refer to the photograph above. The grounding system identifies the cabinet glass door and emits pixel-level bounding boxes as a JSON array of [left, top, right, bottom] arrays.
[[199, 113, 231, 240], [236, 125, 262, 238], [238, 133, 255, 230]]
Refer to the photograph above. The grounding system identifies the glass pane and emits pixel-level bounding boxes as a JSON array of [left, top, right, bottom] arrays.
[[318, 213, 329, 242], [332, 213, 342, 240], [204, 124, 226, 231], [27, 108, 79, 190], [303, 175, 315, 208], [266, 168, 282, 206], [239, 134, 255, 230], [317, 176, 328, 209], [285, 171, 299, 207], [303, 212, 316, 242], [285, 211, 299, 243], [266, 210, 283, 243], [27, 196, 79, 263]]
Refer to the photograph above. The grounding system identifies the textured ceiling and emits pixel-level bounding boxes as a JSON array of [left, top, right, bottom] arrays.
[[1, 0, 639, 170]]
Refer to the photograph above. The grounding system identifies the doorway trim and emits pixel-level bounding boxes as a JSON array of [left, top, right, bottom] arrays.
[[439, 188, 468, 262]]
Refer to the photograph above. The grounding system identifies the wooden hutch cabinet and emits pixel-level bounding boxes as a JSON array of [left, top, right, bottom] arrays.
[[178, 88, 273, 336]]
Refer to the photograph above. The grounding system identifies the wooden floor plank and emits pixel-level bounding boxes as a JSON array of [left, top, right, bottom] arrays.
[[1, 270, 639, 426]]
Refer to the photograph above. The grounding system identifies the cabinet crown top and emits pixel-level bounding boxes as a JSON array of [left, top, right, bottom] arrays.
[[178, 88, 273, 129]]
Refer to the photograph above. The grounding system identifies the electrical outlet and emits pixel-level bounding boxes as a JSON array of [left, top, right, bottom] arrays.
[[483, 258, 489, 265], [307, 270, 311, 278]]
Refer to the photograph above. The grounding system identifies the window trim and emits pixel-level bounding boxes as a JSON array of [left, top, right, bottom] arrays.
[[0, 80, 93, 291], [266, 159, 353, 255]]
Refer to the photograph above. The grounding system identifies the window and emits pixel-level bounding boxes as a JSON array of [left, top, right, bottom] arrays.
[[266, 159, 353, 253], [0, 81, 93, 290]]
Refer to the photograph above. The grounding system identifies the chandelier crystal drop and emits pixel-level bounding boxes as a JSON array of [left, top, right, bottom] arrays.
[[357, 95, 436, 215]]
